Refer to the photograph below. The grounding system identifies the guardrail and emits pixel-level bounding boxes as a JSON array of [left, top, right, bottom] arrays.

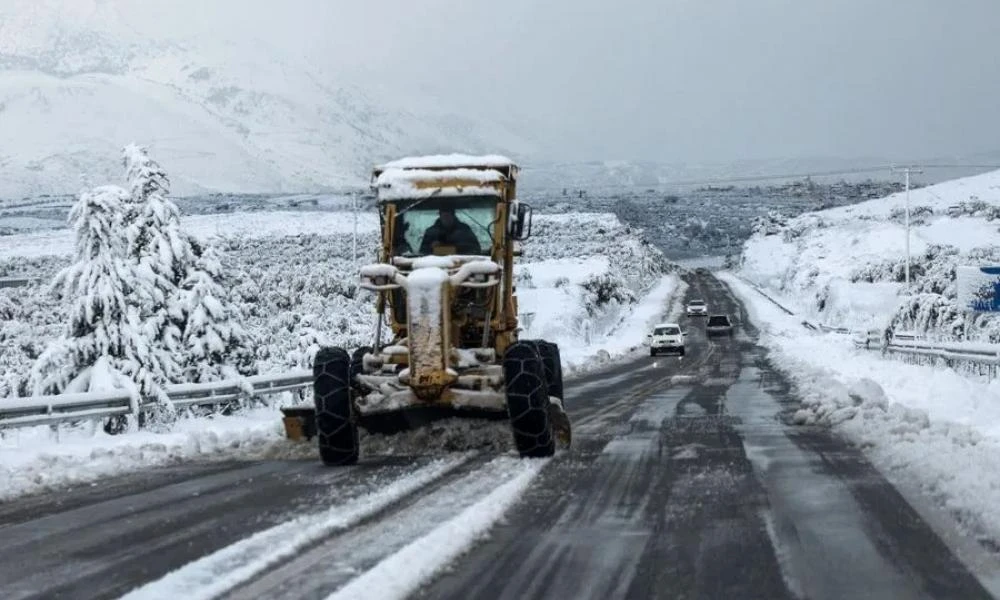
[[733, 275, 1000, 379], [0, 370, 313, 431], [732, 274, 832, 331], [0, 277, 39, 289], [854, 334, 1000, 380]]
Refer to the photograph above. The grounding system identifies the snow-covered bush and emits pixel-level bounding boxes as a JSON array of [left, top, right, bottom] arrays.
[[750, 211, 788, 236], [850, 245, 958, 287], [889, 293, 967, 340], [514, 268, 535, 289], [580, 272, 636, 317], [888, 205, 934, 225], [0, 295, 15, 321], [778, 214, 826, 244], [950, 200, 1000, 221]]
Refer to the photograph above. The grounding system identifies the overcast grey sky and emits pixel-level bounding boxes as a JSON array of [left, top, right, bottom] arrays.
[[133, 0, 1000, 164]]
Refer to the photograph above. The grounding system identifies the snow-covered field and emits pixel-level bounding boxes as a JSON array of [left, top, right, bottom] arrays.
[[0, 209, 677, 500], [723, 271, 1000, 545], [739, 168, 1000, 340]]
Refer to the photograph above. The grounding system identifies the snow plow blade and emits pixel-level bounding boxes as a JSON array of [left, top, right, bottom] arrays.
[[357, 406, 508, 436], [279, 405, 507, 440]]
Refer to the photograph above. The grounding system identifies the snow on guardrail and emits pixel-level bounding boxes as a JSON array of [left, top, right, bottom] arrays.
[[734, 274, 1000, 378], [0, 370, 312, 430]]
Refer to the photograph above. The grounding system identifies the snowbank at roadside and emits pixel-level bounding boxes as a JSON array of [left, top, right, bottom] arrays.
[[0, 405, 304, 502], [722, 271, 1000, 540]]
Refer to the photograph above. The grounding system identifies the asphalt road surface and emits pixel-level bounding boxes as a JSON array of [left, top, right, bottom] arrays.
[[0, 273, 994, 600]]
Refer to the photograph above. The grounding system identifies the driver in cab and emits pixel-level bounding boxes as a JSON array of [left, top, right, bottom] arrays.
[[420, 207, 481, 255]]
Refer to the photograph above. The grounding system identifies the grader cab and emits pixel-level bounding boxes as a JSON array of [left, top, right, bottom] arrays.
[[288, 155, 571, 465]]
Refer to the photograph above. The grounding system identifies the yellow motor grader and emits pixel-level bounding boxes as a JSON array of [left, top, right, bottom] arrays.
[[283, 155, 571, 465]]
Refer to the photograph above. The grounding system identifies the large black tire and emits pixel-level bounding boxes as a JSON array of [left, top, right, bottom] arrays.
[[535, 340, 564, 403], [503, 341, 556, 458], [313, 347, 359, 466]]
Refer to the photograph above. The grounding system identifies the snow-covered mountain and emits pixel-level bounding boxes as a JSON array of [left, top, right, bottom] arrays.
[[520, 155, 1000, 192], [738, 168, 1000, 339], [0, 0, 540, 198]]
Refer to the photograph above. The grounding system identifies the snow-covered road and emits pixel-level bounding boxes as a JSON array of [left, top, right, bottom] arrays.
[[0, 273, 994, 600]]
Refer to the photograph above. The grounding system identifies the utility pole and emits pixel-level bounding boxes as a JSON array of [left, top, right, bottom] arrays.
[[891, 166, 923, 291], [352, 192, 358, 265]]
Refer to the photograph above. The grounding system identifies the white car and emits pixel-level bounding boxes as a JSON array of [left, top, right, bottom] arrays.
[[686, 299, 708, 316], [648, 323, 687, 356]]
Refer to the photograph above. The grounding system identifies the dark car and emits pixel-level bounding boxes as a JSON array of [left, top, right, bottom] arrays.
[[705, 314, 734, 337]]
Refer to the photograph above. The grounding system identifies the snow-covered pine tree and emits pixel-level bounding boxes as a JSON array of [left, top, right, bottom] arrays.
[[121, 144, 196, 383], [178, 244, 257, 382], [28, 186, 170, 402]]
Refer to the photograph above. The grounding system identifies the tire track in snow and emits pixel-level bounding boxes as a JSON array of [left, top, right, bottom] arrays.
[[326, 457, 547, 600], [222, 456, 547, 600], [119, 455, 471, 600]]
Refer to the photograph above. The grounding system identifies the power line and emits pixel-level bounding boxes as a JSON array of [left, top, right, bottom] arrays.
[[657, 163, 1000, 188]]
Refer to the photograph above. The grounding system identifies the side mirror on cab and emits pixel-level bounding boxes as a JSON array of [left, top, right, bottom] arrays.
[[511, 203, 533, 241]]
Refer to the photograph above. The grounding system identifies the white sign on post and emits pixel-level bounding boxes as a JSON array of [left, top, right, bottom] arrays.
[[956, 266, 1000, 312]]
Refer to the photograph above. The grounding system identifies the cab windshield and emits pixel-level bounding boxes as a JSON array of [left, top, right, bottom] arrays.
[[654, 326, 680, 335], [391, 196, 499, 257]]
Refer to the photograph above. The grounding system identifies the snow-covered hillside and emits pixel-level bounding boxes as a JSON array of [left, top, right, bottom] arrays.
[[739, 169, 1000, 340], [0, 0, 538, 198]]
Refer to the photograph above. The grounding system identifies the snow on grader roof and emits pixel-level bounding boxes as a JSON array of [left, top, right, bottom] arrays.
[[378, 153, 516, 170], [373, 159, 517, 201]]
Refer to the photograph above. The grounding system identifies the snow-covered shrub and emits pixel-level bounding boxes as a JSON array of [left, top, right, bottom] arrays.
[[889, 293, 966, 339], [514, 268, 535, 289], [951, 200, 1000, 221], [782, 214, 825, 242], [580, 272, 636, 317], [0, 295, 15, 321], [750, 211, 788, 236], [849, 244, 958, 287], [888, 205, 934, 225]]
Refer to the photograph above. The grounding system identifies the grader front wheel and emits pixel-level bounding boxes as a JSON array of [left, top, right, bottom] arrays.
[[314, 347, 359, 466], [503, 341, 556, 458]]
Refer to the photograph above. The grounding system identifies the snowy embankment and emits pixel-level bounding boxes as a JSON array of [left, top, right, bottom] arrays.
[[0, 209, 674, 500], [740, 168, 1000, 339], [731, 168, 1000, 553], [517, 213, 680, 372], [0, 407, 310, 503], [723, 271, 1000, 545]]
